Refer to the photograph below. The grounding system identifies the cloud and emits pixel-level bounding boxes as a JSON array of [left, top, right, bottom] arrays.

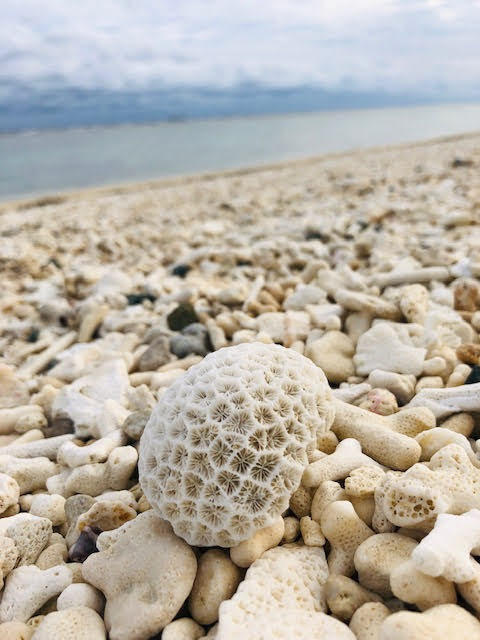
[[0, 0, 479, 98]]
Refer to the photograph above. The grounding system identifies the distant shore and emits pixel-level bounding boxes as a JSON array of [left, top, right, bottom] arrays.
[[2, 101, 480, 203], [1, 129, 479, 214]]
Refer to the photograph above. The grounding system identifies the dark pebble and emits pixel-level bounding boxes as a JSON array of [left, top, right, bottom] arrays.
[[68, 526, 102, 562], [48, 257, 62, 269], [126, 293, 157, 305], [27, 327, 40, 343], [451, 157, 474, 168], [465, 366, 480, 385], [170, 335, 208, 358], [167, 303, 199, 331], [122, 409, 151, 440], [304, 229, 330, 242], [171, 264, 191, 278], [170, 323, 211, 358], [44, 417, 75, 438], [45, 358, 59, 371]]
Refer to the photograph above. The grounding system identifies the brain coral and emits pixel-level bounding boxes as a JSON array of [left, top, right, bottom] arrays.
[[139, 343, 333, 546]]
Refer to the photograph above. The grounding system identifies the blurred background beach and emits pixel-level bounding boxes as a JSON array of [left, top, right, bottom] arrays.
[[1, 1, 479, 201]]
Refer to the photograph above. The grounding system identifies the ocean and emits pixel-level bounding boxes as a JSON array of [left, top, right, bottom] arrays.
[[1, 102, 479, 202]]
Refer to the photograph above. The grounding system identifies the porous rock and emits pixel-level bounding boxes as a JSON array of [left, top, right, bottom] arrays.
[[82, 511, 197, 640], [139, 343, 333, 546]]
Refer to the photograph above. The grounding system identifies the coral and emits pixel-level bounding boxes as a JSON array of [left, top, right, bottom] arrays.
[[303, 438, 383, 488], [325, 575, 382, 622], [139, 343, 333, 546], [379, 604, 480, 640], [331, 400, 434, 470], [380, 444, 480, 528], [354, 323, 426, 376], [0, 564, 72, 623], [188, 549, 242, 625], [32, 607, 106, 640], [411, 510, 480, 582], [354, 533, 418, 597], [409, 382, 480, 419], [82, 511, 197, 640], [390, 558, 456, 610], [230, 517, 285, 568], [321, 500, 374, 576], [216, 544, 336, 639]]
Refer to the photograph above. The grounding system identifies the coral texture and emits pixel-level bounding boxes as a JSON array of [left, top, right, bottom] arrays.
[[139, 343, 333, 546]]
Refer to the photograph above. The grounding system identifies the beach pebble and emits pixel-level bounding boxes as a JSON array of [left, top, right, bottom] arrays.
[[82, 511, 197, 640], [0, 513, 52, 566], [0, 621, 33, 640], [0, 472, 20, 515], [57, 583, 105, 613], [138, 335, 170, 371], [170, 323, 210, 358], [162, 618, 204, 640], [29, 494, 66, 526], [0, 564, 72, 623], [167, 303, 199, 331], [31, 606, 106, 640], [306, 331, 355, 384], [189, 549, 242, 625]]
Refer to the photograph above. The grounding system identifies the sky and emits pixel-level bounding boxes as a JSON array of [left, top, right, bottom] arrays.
[[1, 0, 480, 127]]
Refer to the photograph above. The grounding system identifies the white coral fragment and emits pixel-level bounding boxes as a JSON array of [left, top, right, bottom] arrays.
[[216, 544, 356, 640], [354, 323, 426, 376], [409, 383, 480, 419], [139, 343, 333, 546], [412, 510, 480, 583]]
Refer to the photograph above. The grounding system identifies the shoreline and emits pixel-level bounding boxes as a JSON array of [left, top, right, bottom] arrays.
[[2, 129, 479, 213]]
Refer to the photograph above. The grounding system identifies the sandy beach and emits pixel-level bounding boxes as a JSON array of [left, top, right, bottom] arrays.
[[0, 133, 480, 639]]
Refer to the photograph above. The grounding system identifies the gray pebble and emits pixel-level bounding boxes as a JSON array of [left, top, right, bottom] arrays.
[[122, 409, 151, 440]]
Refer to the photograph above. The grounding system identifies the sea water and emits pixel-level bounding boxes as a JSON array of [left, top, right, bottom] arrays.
[[1, 102, 479, 201]]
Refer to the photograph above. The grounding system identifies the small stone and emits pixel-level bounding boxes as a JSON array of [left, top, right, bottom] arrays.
[[125, 293, 156, 305], [357, 388, 398, 416], [167, 303, 199, 331], [465, 366, 480, 385], [306, 331, 355, 384], [82, 511, 197, 640], [68, 526, 101, 562], [122, 409, 151, 440], [170, 323, 211, 358], [454, 278, 480, 312], [451, 157, 473, 168], [27, 327, 40, 342], [171, 264, 191, 278], [64, 494, 96, 548], [138, 336, 170, 371], [0, 365, 30, 409], [43, 417, 74, 438], [456, 344, 480, 365]]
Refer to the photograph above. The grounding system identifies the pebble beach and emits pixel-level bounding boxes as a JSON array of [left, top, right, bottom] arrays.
[[0, 132, 480, 639]]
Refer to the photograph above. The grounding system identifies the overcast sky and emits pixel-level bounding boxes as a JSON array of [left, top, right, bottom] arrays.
[[2, 0, 480, 99]]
